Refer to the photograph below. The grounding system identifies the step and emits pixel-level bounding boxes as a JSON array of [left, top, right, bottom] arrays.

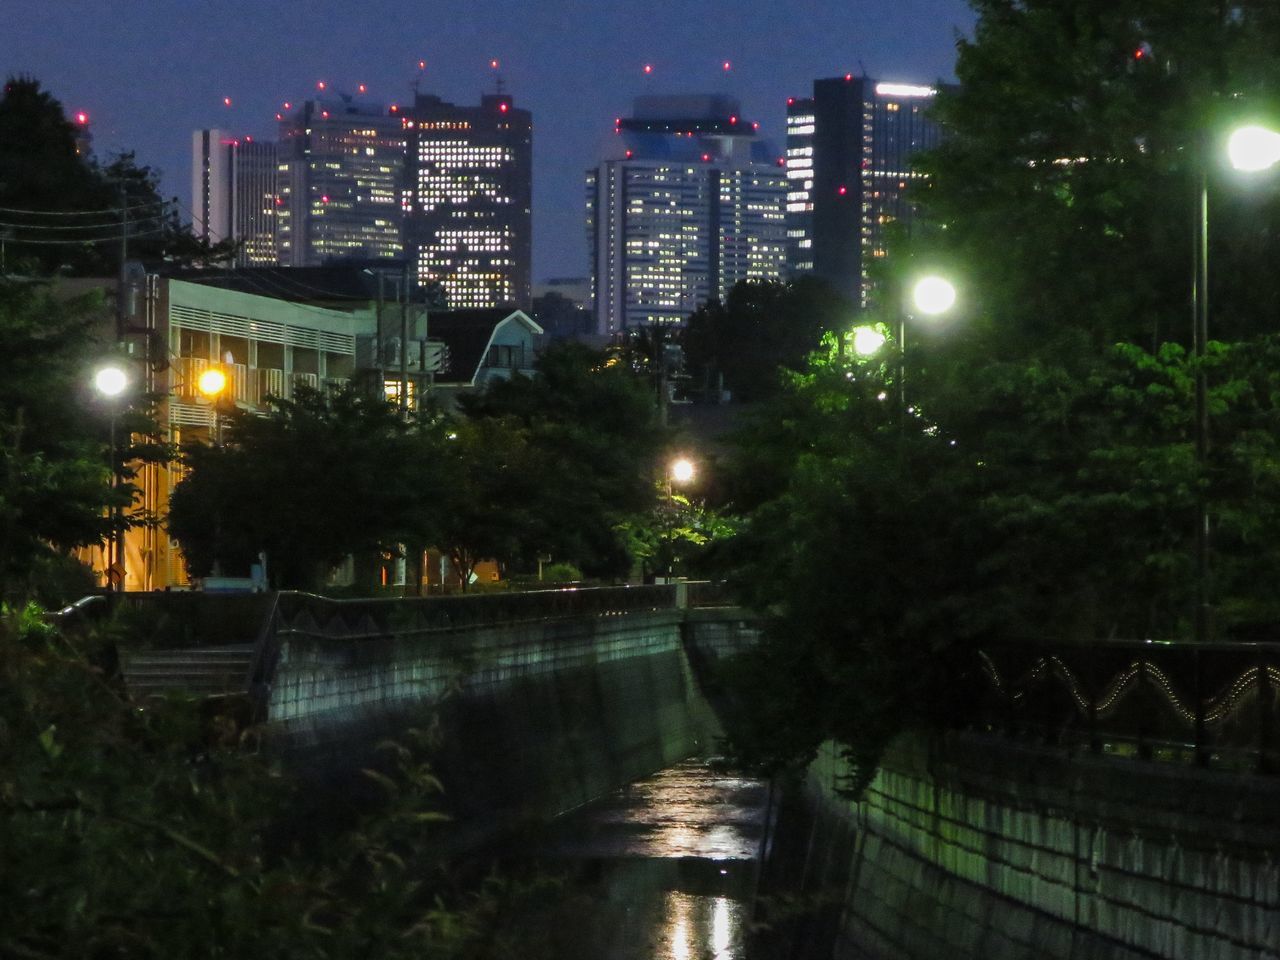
[[122, 644, 255, 699]]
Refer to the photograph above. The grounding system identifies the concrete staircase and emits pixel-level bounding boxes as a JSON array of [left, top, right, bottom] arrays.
[[121, 644, 255, 698]]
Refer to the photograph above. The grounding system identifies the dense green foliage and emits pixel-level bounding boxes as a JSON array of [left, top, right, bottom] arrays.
[[168, 387, 446, 590], [0, 279, 134, 604], [720, 1, 1280, 793], [681, 277, 855, 402], [0, 605, 592, 958], [459, 342, 666, 578], [170, 343, 668, 590]]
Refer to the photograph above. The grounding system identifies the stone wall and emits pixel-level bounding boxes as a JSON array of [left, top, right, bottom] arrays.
[[803, 733, 1280, 960]]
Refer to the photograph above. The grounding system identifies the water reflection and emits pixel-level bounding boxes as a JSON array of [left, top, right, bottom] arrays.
[[522, 760, 769, 959]]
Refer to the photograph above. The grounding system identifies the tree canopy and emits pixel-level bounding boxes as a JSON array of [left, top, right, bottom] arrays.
[[169, 343, 668, 590], [718, 0, 1280, 793], [681, 277, 854, 403], [0, 76, 233, 276], [0, 278, 132, 603], [168, 387, 440, 591]]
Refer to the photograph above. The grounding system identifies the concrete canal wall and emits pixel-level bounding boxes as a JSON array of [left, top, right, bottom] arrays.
[[802, 732, 1280, 960], [262, 597, 759, 836]]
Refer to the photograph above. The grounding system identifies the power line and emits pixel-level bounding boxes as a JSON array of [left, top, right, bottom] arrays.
[[0, 200, 167, 216], [0, 216, 166, 232], [1, 227, 168, 246]]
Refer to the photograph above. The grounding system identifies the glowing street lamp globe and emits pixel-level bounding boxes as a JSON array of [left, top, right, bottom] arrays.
[[1227, 125, 1280, 173], [198, 368, 227, 397], [851, 325, 887, 357], [93, 365, 128, 397], [670, 458, 695, 485], [912, 275, 957, 316]]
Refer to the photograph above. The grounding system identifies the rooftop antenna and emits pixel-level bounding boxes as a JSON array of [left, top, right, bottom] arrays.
[[858, 58, 869, 78], [411, 59, 426, 97], [490, 58, 504, 95]]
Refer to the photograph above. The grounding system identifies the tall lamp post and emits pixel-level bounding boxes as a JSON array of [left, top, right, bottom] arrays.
[[198, 366, 228, 444], [665, 456, 695, 582], [851, 274, 957, 424], [93, 364, 129, 594], [1191, 124, 1280, 645]]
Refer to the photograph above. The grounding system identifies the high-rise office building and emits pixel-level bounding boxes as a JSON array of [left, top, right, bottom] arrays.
[[274, 99, 405, 267], [403, 92, 532, 309], [587, 94, 787, 335], [785, 76, 947, 305], [191, 129, 279, 266]]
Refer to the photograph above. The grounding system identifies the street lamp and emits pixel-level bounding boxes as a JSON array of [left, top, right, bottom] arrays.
[[93, 364, 128, 594], [664, 457, 696, 582], [198, 366, 228, 444], [851, 325, 887, 358], [1190, 122, 1280, 645], [1227, 125, 1280, 173], [846, 276, 956, 424]]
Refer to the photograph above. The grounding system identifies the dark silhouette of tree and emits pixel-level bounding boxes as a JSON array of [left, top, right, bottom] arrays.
[[681, 277, 853, 403]]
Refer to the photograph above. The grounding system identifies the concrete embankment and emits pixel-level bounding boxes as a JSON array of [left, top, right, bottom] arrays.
[[792, 732, 1280, 960], [263, 599, 760, 845]]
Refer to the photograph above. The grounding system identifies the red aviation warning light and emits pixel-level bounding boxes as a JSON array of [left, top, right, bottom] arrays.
[[499, 102, 509, 113], [838, 185, 848, 195], [358, 83, 367, 93], [722, 60, 731, 71], [317, 81, 326, 91], [729, 115, 737, 124], [283, 101, 291, 109], [643, 63, 653, 75], [389, 104, 399, 113], [418, 59, 426, 70], [701, 153, 710, 162], [490, 58, 500, 69], [223, 97, 232, 107], [75, 111, 88, 124], [844, 73, 853, 81]]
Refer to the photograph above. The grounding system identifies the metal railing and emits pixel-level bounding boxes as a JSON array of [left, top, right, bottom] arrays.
[[973, 638, 1280, 774]]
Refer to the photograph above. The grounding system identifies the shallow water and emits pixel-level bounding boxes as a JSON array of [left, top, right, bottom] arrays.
[[517, 759, 772, 959]]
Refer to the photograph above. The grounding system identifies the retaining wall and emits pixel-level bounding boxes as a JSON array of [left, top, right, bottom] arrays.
[[263, 604, 758, 837], [804, 733, 1280, 960]]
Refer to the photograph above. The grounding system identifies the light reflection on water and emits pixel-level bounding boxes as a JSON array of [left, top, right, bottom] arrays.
[[525, 760, 769, 960]]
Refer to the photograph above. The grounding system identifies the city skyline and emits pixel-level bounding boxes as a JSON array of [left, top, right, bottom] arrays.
[[1, 0, 975, 281]]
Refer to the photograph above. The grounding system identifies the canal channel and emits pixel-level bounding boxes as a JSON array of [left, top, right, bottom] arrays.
[[500, 759, 776, 959]]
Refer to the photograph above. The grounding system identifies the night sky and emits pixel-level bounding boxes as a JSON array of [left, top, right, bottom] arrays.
[[3, 0, 975, 281]]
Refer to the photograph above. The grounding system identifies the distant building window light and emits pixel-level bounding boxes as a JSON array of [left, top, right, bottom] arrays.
[[875, 82, 936, 98]]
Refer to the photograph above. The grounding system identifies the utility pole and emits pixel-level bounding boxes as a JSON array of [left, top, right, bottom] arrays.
[[116, 181, 129, 340], [399, 262, 409, 417], [375, 274, 385, 396]]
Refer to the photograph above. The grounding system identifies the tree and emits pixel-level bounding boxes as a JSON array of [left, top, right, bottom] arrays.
[[168, 388, 442, 591], [434, 416, 546, 588], [1, 603, 553, 959], [717, 1, 1280, 793], [681, 277, 854, 403], [458, 342, 665, 578], [0, 76, 234, 276], [0, 278, 127, 603], [615, 484, 736, 582]]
